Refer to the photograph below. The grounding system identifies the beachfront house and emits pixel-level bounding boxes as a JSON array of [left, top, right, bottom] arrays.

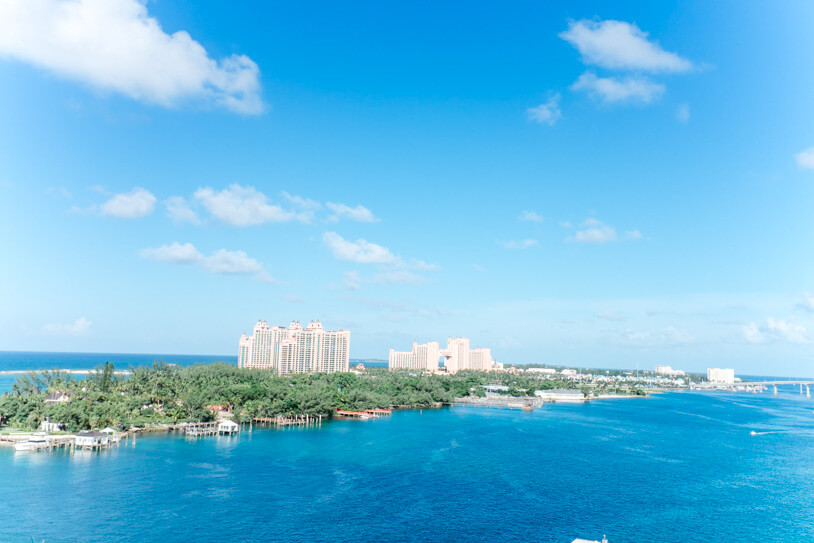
[[76, 431, 110, 448], [217, 420, 239, 434]]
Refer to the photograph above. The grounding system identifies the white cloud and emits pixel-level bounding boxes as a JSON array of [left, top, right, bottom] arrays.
[[518, 211, 544, 223], [194, 185, 302, 226], [43, 316, 92, 335], [569, 218, 618, 244], [140, 241, 201, 264], [372, 270, 427, 285], [282, 191, 321, 210], [201, 248, 268, 279], [676, 103, 690, 123], [164, 196, 200, 224], [798, 293, 814, 312], [502, 239, 538, 250], [559, 221, 573, 228], [626, 229, 643, 240], [620, 325, 694, 345], [742, 322, 764, 344], [323, 232, 397, 264], [100, 187, 156, 218], [596, 311, 625, 321], [571, 72, 664, 104], [527, 94, 561, 125], [794, 147, 814, 170], [743, 317, 808, 344], [326, 202, 378, 223], [0, 0, 263, 114], [559, 19, 693, 72], [343, 271, 362, 291], [140, 242, 273, 283]]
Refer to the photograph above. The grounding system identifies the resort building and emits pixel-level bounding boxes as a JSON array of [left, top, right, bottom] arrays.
[[707, 367, 735, 384], [238, 320, 350, 375], [655, 364, 686, 376], [389, 337, 494, 373], [388, 341, 441, 372]]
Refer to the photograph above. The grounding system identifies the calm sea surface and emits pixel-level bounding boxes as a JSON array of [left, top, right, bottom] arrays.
[[1, 387, 813, 542]]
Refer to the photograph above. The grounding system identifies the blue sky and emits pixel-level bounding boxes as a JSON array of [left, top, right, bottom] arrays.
[[1, 0, 814, 376]]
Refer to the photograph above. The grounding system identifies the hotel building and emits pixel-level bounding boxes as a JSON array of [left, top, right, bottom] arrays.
[[707, 367, 735, 385], [389, 336, 494, 373], [238, 320, 350, 374]]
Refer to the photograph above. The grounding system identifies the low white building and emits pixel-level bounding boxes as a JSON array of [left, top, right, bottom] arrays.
[[76, 431, 110, 448], [707, 367, 735, 384], [217, 420, 239, 434], [527, 368, 557, 375], [535, 389, 585, 402], [39, 420, 62, 433]]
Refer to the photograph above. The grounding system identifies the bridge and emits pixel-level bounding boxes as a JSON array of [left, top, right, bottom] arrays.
[[732, 380, 814, 397]]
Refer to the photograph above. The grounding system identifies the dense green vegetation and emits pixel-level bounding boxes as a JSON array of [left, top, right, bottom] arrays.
[[0, 362, 584, 431]]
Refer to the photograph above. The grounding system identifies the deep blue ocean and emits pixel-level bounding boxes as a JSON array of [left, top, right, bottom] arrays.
[[1, 352, 813, 542]]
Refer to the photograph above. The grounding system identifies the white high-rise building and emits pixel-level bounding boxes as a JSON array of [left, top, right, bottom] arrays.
[[238, 320, 350, 374], [388, 341, 440, 371], [707, 367, 735, 384], [389, 336, 493, 373]]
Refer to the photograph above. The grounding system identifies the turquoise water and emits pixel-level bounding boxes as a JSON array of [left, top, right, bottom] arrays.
[[2, 391, 813, 542]]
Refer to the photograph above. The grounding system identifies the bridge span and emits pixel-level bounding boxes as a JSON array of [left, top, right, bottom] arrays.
[[732, 380, 814, 397]]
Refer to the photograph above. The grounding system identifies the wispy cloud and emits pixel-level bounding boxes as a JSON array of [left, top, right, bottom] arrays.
[[0, 0, 263, 114], [323, 232, 397, 264], [798, 293, 814, 312], [568, 218, 617, 244], [559, 19, 693, 72], [518, 211, 544, 223], [164, 196, 201, 224], [100, 187, 156, 219], [282, 191, 321, 211], [527, 94, 561, 125], [675, 103, 690, 123], [326, 202, 378, 223], [140, 242, 274, 283], [571, 72, 664, 104], [596, 311, 626, 321], [794, 147, 814, 170], [324, 233, 439, 289], [743, 317, 808, 344], [619, 325, 694, 346], [194, 185, 304, 226], [502, 239, 539, 250], [43, 317, 92, 335]]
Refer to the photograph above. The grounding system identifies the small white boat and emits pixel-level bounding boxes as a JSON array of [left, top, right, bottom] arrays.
[[14, 432, 51, 451]]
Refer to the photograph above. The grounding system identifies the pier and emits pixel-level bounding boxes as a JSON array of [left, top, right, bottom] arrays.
[[251, 415, 322, 428], [451, 397, 546, 410]]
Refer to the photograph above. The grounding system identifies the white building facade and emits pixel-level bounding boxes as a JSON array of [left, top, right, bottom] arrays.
[[707, 367, 735, 384], [389, 337, 493, 373], [238, 320, 350, 375], [388, 341, 441, 372]]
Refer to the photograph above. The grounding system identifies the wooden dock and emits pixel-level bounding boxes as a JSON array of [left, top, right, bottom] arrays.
[[251, 415, 322, 428], [182, 422, 220, 437]]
